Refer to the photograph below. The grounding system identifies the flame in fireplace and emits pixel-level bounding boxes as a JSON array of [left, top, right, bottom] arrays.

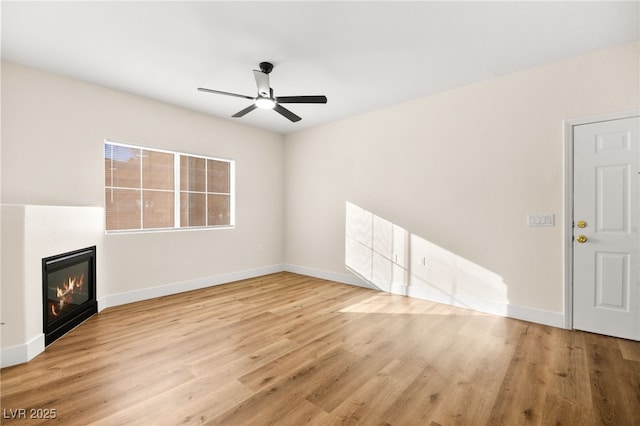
[[50, 274, 85, 317]]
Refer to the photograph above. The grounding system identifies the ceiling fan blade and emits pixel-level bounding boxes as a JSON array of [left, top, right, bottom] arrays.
[[253, 70, 270, 98], [275, 95, 327, 104], [273, 104, 301, 122], [232, 104, 258, 118], [198, 87, 254, 100]]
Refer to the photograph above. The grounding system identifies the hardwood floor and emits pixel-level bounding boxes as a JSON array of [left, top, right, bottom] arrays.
[[2, 272, 640, 425]]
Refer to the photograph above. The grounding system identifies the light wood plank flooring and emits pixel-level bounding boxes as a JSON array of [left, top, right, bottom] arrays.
[[2, 272, 640, 425]]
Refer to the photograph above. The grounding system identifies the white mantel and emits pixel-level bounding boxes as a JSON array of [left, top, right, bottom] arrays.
[[1, 204, 104, 367]]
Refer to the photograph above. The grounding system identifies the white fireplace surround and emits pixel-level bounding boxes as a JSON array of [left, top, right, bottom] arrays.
[[1, 205, 104, 367]]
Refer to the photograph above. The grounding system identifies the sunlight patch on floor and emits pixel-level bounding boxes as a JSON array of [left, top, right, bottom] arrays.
[[338, 293, 497, 316]]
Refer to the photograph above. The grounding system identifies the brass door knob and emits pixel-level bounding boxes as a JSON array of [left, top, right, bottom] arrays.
[[577, 221, 587, 228], [576, 235, 587, 243]]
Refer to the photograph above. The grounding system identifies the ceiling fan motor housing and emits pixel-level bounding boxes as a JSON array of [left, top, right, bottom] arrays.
[[259, 62, 274, 74]]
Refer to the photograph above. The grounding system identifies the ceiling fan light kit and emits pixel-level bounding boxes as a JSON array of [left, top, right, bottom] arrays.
[[198, 62, 327, 123], [255, 97, 276, 109]]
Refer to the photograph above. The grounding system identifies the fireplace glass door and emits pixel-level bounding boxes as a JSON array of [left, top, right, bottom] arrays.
[[46, 260, 90, 323], [43, 246, 97, 346]]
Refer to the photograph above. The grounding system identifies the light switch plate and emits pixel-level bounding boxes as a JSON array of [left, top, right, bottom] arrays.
[[527, 214, 554, 227]]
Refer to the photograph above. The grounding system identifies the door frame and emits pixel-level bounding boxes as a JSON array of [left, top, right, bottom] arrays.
[[563, 109, 640, 330]]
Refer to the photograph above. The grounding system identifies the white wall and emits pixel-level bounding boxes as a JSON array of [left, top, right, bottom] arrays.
[[1, 62, 285, 365], [284, 42, 640, 318]]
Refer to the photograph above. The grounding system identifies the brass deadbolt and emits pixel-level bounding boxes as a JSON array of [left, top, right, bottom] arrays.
[[577, 221, 587, 228]]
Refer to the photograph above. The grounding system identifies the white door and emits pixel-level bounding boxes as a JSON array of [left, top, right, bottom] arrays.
[[573, 116, 640, 340]]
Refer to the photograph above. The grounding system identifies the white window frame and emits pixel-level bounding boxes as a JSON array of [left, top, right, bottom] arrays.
[[104, 139, 235, 233]]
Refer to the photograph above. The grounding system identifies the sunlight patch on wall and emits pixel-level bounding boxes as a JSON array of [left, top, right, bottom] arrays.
[[345, 202, 409, 292], [345, 202, 509, 316]]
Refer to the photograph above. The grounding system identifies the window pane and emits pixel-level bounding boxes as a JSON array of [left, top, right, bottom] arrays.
[[180, 156, 189, 191], [142, 190, 174, 229], [180, 192, 206, 227], [191, 157, 206, 192], [207, 159, 230, 193], [104, 146, 113, 187], [105, 145, 141, 188], [142, 150, 174, 190], [105, 188, 141, 230], [208, 194, 230, 226], [180, 156, 206, 192]]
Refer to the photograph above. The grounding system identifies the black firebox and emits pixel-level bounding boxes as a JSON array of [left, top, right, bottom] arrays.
[[42, 246, 97, 346]]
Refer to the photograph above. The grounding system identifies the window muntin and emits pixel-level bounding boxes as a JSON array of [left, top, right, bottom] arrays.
[[104, 141, 234, 232]]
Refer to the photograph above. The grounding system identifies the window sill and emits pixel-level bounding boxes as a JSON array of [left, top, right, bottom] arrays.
[[105, 225, 235, 235]]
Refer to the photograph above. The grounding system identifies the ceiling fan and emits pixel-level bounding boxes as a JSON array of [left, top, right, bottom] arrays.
[[198, 62, 327, 123]]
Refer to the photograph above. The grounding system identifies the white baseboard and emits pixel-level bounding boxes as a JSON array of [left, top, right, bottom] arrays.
[[96, 263, 374, 313], [506, 304, 565, 328], [2, 263, 565, 368], [388, 282, 565, 328], [1, 333, 45, 369], [98, 264, 285, 310], [283, 264, 374, 289], [300, 265, 565, 328]]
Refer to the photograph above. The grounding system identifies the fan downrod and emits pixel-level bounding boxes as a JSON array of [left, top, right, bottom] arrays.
[[259, 62, 274, 74]]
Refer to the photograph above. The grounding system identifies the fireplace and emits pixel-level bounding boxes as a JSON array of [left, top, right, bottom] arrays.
[[42, 246, 97, 346]]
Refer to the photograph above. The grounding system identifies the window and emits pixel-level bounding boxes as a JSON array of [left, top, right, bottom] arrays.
[[104, 141, 234, 232]]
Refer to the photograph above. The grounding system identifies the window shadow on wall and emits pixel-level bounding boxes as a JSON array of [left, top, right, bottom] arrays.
[[345, 202, 509, 315]]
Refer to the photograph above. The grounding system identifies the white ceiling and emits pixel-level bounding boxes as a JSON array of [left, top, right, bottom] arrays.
[[2, 1, 639, 134]]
